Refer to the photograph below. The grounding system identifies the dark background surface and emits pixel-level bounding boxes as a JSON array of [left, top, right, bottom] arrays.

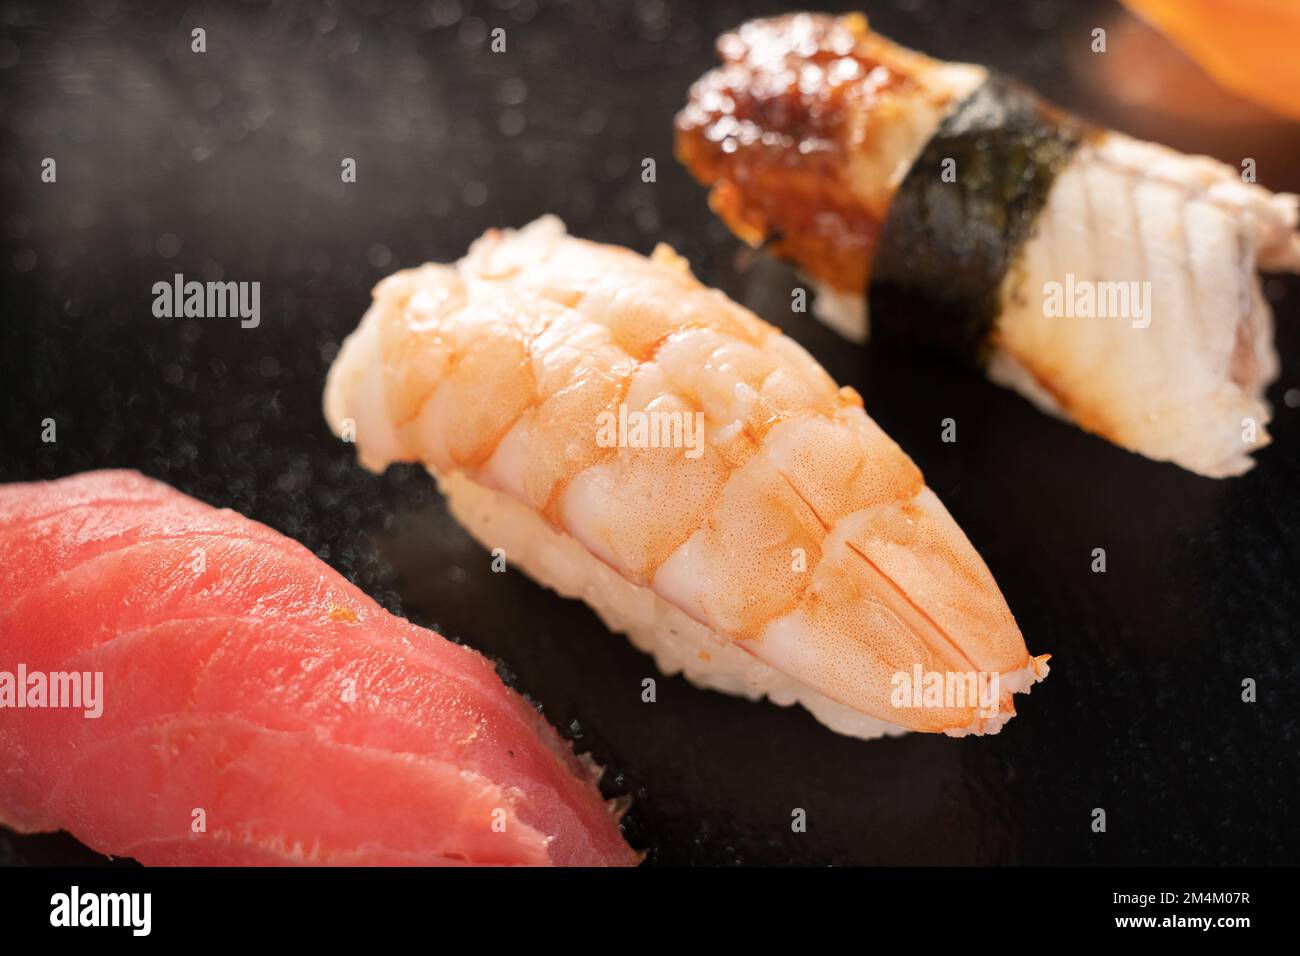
[[1, 0, 1298, 866]]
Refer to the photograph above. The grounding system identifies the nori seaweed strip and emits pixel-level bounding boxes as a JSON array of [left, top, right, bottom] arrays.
[[867, 73, 1090, 365]]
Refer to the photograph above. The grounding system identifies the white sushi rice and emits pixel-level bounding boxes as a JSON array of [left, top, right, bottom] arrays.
[[437, 469, 909, 741], [809, 279, 870, 344]]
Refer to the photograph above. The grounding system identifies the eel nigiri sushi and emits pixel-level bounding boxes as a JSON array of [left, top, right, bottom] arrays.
[[675, 13, 1300, 477], [0, 470, 636, 866], [324, 216, 1049, 739]]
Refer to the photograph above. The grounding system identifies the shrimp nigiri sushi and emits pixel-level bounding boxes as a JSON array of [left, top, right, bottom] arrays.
[[0, 470, 637, 866], [675, 13, 1300, 478], [324, 216, 1049, 739]]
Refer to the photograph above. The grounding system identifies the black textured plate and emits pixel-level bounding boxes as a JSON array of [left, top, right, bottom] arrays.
[[1, 0, 1298, 866]]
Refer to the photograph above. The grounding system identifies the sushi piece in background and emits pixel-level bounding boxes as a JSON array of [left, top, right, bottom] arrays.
[[324, 217, 1049, 740], [1120, 0, 1300, 122], [0, 470, 637, 867], [675, 13, 1300, 478]]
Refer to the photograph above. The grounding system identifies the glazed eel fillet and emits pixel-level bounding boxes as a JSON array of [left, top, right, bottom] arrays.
[[676, 13, 1300, 477], [325, 217, 1048, 739]]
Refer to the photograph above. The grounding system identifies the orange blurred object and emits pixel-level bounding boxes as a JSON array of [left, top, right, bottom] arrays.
[[1121, 0, 1300, 121]]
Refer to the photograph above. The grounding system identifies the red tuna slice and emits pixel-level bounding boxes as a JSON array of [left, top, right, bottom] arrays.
[[0, 470, 637, 867]]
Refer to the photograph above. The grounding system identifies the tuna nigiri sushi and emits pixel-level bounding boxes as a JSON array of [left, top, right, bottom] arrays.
[[675, 13, 1300, 478], [324, 216, 1049, 739], [0, 470, 637, 867]]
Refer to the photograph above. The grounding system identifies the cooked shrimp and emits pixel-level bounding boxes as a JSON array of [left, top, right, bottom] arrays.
[[324, 217, 1047, 738]]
